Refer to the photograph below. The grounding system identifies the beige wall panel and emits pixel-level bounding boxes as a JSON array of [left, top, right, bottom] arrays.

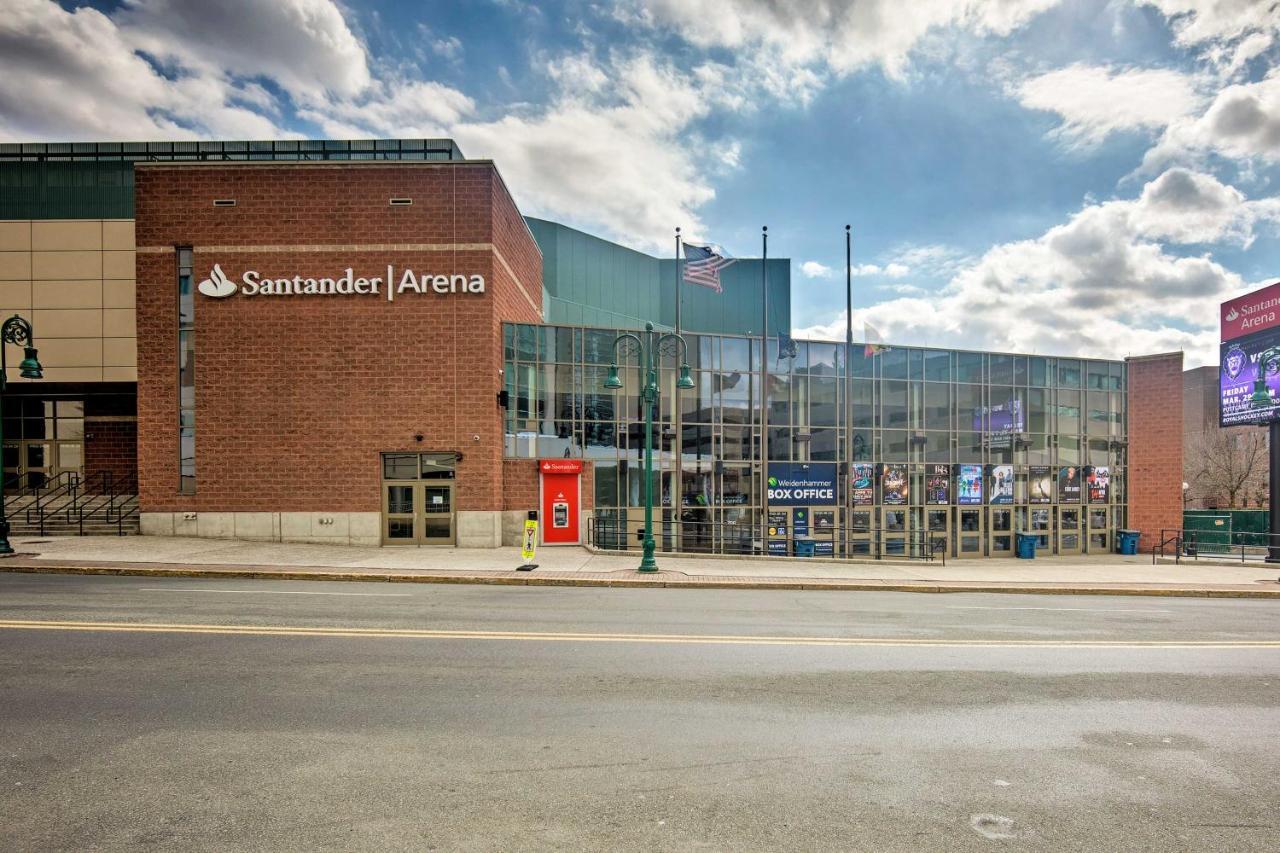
[[34, 280, 101, 309], [32, 220, 102, 251], [0, 281, 31, 307], [0, 252, 32, 280], [102, 250, 135, 280], [35, 308, 103, 338], [13, 366, 102, 383], [32, 251, 101, 280], [103, 337, 136, 366], [103, 365, 138, 381], [102, 220, 135, 250], [103, 279, 135, 308], [103, 308, 136, 337], [0, 222, 31, 252], [29, 337, 103, 367]]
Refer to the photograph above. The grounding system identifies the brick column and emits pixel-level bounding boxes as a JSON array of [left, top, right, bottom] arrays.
[[1126, 352, 1184, 552]]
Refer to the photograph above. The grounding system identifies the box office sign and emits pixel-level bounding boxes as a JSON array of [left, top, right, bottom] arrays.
[[767, 462, 837, 506], [197, 264, 486, 301]]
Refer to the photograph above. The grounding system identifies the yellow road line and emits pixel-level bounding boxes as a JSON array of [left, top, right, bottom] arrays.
[[0, 619, 1276, 648]]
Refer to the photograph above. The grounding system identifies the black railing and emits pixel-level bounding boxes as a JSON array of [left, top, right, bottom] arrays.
[[14, 471, 137, 536], [1154, 528, 1280, 564], [589, 518, 946, 563]]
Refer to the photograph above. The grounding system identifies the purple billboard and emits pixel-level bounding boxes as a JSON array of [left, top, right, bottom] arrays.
[[973, 398, 1024, 434], [1221, 327, 1280, 426]]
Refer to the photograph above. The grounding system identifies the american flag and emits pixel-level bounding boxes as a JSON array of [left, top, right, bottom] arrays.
[[682, 242, 735, 293]]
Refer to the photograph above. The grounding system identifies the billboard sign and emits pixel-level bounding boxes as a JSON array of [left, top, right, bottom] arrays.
[[1087, 466, 1110, 504], [882, 464, 908, 505], [990, 464, 1014, 505], [957, 464, 982, 505], [1059, 466, 1082, 503], [973, 399, 1024, 435], [925, 464, 950, 505], [1028, 466, 1053, 504], [766, 462, 837, 506], [1221, 281, 1280, 342], [851, 463, 875, 506], [1220, 326, 1280, 426]]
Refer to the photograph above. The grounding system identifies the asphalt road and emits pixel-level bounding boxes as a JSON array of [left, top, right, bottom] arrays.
[[1, 573, 1278, 852]]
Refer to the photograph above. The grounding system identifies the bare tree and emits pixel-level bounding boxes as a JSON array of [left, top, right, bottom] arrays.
[[1185, 428, 1268, 508]]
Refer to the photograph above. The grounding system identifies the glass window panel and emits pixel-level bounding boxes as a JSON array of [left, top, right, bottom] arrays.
[[387, 485, 414, 513], [382, 453, 418, 479], [387, 518, 415, 539], [809, 343, 837, 374], [809, 428, 837, 461], [720, 465, 754, 506], [882, 381, 909, 429], [583, 329, 617, 364], [1057, 390, 1080, 434], [1027, 388, 1048, 433], [55, 401, 85, 418], [2, 444, 17, 469], [925, 432, 950, 463], [1058, 360, 1082, 388], [955, 352, 983, 383], [767, 374, 790, 423], [851, 380, 873, 428], [990, 355, 1017, 385], [924, 383, 950, 430], [421, 453, 457, 479], [1058, 435, 1080, 465], [57, 443, 82, 468], [717, 370, 754, 425], [681, 424, 714, 461], [924, 350, 950, 382], [767, 427, 791, 460], [810, 376, 838, 425], [957, 431, 983, 463], [594, 461, 619, 507], [516, 324, 538, 361], [721, 426, 757, 461], [22, 419, 50, 439], [25, 443, 46, 467], [55, 418, 84, 440], [179, 427, 195, 493], [849, 429, 872, 462], [178, 274, 194, 328], [880, 349, 909, 379], [721, 337, 749, 372], [882, 429, 908, 462]]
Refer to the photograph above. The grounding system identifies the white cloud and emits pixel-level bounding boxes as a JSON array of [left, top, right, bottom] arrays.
[[1142, 0, 1280, 74], [1017, 63, 1205, 147], [883, 262, 910, 278], [1141, 71, 1280, 170], [800, 261, 834, 278], [851, 263, 883, 276], [795, 168, 1277, 368]]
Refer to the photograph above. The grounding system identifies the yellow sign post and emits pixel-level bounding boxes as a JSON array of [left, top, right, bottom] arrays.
[[518, 518, 538, 570]]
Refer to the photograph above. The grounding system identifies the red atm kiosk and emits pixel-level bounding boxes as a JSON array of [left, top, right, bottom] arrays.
[[539, 459, 583, 545]]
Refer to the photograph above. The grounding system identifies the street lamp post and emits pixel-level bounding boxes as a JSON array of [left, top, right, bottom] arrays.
[[0, 315, 44, 555], [603, 322, 694, 572]]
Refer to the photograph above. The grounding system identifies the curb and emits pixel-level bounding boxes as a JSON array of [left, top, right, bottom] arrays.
[[2, 562, 1279, 599]]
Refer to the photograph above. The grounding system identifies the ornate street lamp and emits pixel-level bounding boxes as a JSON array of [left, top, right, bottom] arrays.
[[0, 315, 44, 554], [603, 322, 694, 572]]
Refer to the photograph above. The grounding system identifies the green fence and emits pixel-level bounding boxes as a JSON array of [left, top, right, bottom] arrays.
[[1183, 509, 1269, 553]]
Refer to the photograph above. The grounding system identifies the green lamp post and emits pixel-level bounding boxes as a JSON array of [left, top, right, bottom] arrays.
[[603, 322, 694, 572], [0, 315, 44, 555]]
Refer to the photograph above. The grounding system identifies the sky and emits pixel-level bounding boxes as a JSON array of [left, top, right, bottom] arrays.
[[2, 0, 1278, 367]]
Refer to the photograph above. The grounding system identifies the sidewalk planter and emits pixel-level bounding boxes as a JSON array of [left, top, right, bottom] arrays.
[[1015, 533, 1037, 560], [1116, 529, 1141, 556]]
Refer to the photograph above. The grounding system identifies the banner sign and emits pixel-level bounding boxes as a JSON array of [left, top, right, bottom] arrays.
[[957, 464, 982, 505], [851, 463, 875, 506], [881, 464, 908, 505], [990, 464, 1014, 505], [767, 462, 837, 506], [1028, 465, 1053, 504], [973, 399, 1024, 435], [792, 507, 809, 537], [1059, 466, 1082, 503], [925, 464, 950, 505], [1221, 281, 1280, 342], [1220, 326, 1280, 426], [1087, 466, 1110, 504]]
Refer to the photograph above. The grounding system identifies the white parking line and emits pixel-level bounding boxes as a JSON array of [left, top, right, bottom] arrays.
[[137, 588, 412, 597], [948, 606, 1173, 613]]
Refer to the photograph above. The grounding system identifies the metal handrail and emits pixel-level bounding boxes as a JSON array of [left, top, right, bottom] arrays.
[[1153, 527, 1279, 564], [23, 470, 116, 535]]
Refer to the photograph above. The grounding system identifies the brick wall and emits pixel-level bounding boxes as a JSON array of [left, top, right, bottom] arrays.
[[502, 459, 595, 512], [84, 418, 138, 493], [1127, 352, 1184, 551], [135, 162, 541, 515]]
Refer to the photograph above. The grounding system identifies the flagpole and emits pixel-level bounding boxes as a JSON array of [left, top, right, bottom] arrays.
[[675, 226, 682, 336], [845, 224, 852, 558], [760, 225, 768, 555]]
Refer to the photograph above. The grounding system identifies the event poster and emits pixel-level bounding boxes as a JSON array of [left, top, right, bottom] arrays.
[[882, 464, 909, 505], [990, 464, 1014, 505], [957, 464, 983, 505], [925, 464, 950, 505], [851, 463, 875, 506], [1087, 466, 1110, 504], [1220, 327, 1280, 426], [1028, 465, 1053, 504], [1059, 466, 1082, 503]]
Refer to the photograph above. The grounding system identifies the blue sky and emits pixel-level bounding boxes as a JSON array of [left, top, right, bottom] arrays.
[[5, 0, 1279, 366]]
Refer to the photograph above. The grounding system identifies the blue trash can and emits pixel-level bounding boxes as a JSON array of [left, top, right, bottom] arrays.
[[794, 539, 815, 558], [1116, 529, 1140, 555], [1015, 533, 1037, 560]]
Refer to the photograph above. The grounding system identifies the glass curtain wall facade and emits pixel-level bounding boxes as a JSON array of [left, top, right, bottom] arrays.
[[504, 323, 1128, 558]]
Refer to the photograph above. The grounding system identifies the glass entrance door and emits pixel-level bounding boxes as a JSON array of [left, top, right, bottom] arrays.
[[925, 508, 949, 560], [383, 484, 418, 544], [954, 507, 984, 558], [1087, 507, 1109, 553], [422, 484, 455, 545], [1058, 506, 1082, 554], [879, 507, 909, 556], [988, 508, 1014, 557], [382, 483, 456, 545]]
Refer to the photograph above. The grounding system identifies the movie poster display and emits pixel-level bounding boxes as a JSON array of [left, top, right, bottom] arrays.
[[925, 464, 950, 505], [1220, 326, 1280, 426], [957, 464, 983, 505], [882, 464, 908, 505], [851, 463, 874, 506], [1059, 466, 1082, 503], [990, 464, 1014, 505], [1087, 466, 1110, 504], [1028, 466, 1053, 504]]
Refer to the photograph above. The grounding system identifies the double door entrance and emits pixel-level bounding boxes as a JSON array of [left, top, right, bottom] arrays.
[[380, 451, 458, 546]]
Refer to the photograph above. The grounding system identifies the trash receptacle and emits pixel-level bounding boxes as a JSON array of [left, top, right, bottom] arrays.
[[1015, 532, 1037, 560], [1116, 529, 1141, 556], [795, 539, 815, 558]]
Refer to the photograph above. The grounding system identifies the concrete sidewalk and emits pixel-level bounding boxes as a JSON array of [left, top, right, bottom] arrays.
[[3, 535, 1279, 598]]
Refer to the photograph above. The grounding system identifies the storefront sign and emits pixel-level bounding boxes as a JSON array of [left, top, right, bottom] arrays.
[[792, 507, 809, 537], [1059, 466, 1082, 503], [957, 464, 982, 505], [1087, 466, 1110, 504], [540, 459, 583, 474], [925, 464, 950, 505], [881, 464, 908, 506], [767, 511, 788, 537], [990, 464, 1014, 505], [850, 463, 874, 506], [1028, 465, 1053, 504], [198, 264, 485, 302], [1220, 326, 1280, 426], [1221, 281, 1280, 342], [766, 463, 837, 506]]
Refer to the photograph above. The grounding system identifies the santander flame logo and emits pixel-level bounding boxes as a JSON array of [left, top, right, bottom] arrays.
[[198, 264, 237, 298], [1225, 307, 1240, 322]]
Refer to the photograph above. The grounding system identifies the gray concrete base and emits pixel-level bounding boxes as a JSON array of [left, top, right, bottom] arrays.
[[456, 511, 502, 548], [141, 512, 381, 547]]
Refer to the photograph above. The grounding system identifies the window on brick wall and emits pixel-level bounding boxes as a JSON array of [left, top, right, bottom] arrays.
[[177, 247, 195, 494]]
